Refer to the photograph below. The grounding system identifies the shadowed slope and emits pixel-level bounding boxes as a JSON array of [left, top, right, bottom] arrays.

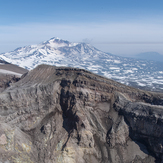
[[0, 64, 163, 163]]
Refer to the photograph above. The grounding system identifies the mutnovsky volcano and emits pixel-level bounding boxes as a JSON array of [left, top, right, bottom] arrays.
[[0, 37, 163, 92]]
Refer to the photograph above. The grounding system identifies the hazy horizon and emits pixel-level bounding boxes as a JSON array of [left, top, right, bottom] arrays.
[[0, 0, 163, 56]]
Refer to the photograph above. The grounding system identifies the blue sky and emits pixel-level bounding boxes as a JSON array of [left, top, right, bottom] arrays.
[[0, 0, 163, 56]]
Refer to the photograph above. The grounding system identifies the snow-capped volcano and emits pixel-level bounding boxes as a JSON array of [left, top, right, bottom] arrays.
[[0, 37, 102, 69], [43, 37, 79, 48], [0, 37, 163, 92]]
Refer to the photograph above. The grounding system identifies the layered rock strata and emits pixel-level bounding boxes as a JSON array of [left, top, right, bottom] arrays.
[[0, 65, 163, 163]]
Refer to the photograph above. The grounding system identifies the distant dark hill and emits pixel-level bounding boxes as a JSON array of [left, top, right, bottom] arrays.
[[0, 59, 28, 77], [0, 59, 28, 92], [133, 52, 163, 62]]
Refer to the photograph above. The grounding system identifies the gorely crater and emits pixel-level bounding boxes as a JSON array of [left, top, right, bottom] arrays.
[[0, 65, 163, 163]]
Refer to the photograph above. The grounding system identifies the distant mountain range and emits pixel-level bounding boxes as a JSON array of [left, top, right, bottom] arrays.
[[133, 52, 163, 62], [0, 37, 163, 92]]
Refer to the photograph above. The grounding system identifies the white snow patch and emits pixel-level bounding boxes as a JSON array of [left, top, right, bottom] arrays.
[[0, 69, 22, 77], [109, 67, 120, 70], [132, 68, 138, 70], [55, 64, 68, 67], [106, 59, 112, 62], [137, 82, 146, 86], [123, 70, 134, 74], [69, 43, 79, 47], [114, 60, 121, 64]]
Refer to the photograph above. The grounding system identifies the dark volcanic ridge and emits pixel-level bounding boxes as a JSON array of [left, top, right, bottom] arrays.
[[0, 59, 28, 92], [0, 64, 163, 163], [0, 59, 28, 75]]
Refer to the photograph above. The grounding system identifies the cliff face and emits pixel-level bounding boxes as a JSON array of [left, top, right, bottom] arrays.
[[0, 65, 163, 163]]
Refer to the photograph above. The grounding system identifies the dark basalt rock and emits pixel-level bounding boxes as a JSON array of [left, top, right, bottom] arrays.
[[0, 64, 163, 163]]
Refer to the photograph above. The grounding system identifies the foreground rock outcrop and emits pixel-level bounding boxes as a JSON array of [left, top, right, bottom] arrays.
[[0, 65, 163, 163]]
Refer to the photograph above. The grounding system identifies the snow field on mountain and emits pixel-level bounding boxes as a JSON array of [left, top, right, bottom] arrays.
[[0, 37, 163, 92]]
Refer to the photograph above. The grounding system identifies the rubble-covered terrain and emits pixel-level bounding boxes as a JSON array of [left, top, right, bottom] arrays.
[[0, 65, 163, 163]]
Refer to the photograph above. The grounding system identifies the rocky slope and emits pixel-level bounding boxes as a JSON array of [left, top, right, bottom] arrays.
[[0, 65, 163, 163]]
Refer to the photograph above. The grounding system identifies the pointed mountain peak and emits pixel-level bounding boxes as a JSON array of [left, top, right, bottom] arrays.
[[47, 37, 69, 43], [42, 37, 71, 48], [49, 37, 61, 41]]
